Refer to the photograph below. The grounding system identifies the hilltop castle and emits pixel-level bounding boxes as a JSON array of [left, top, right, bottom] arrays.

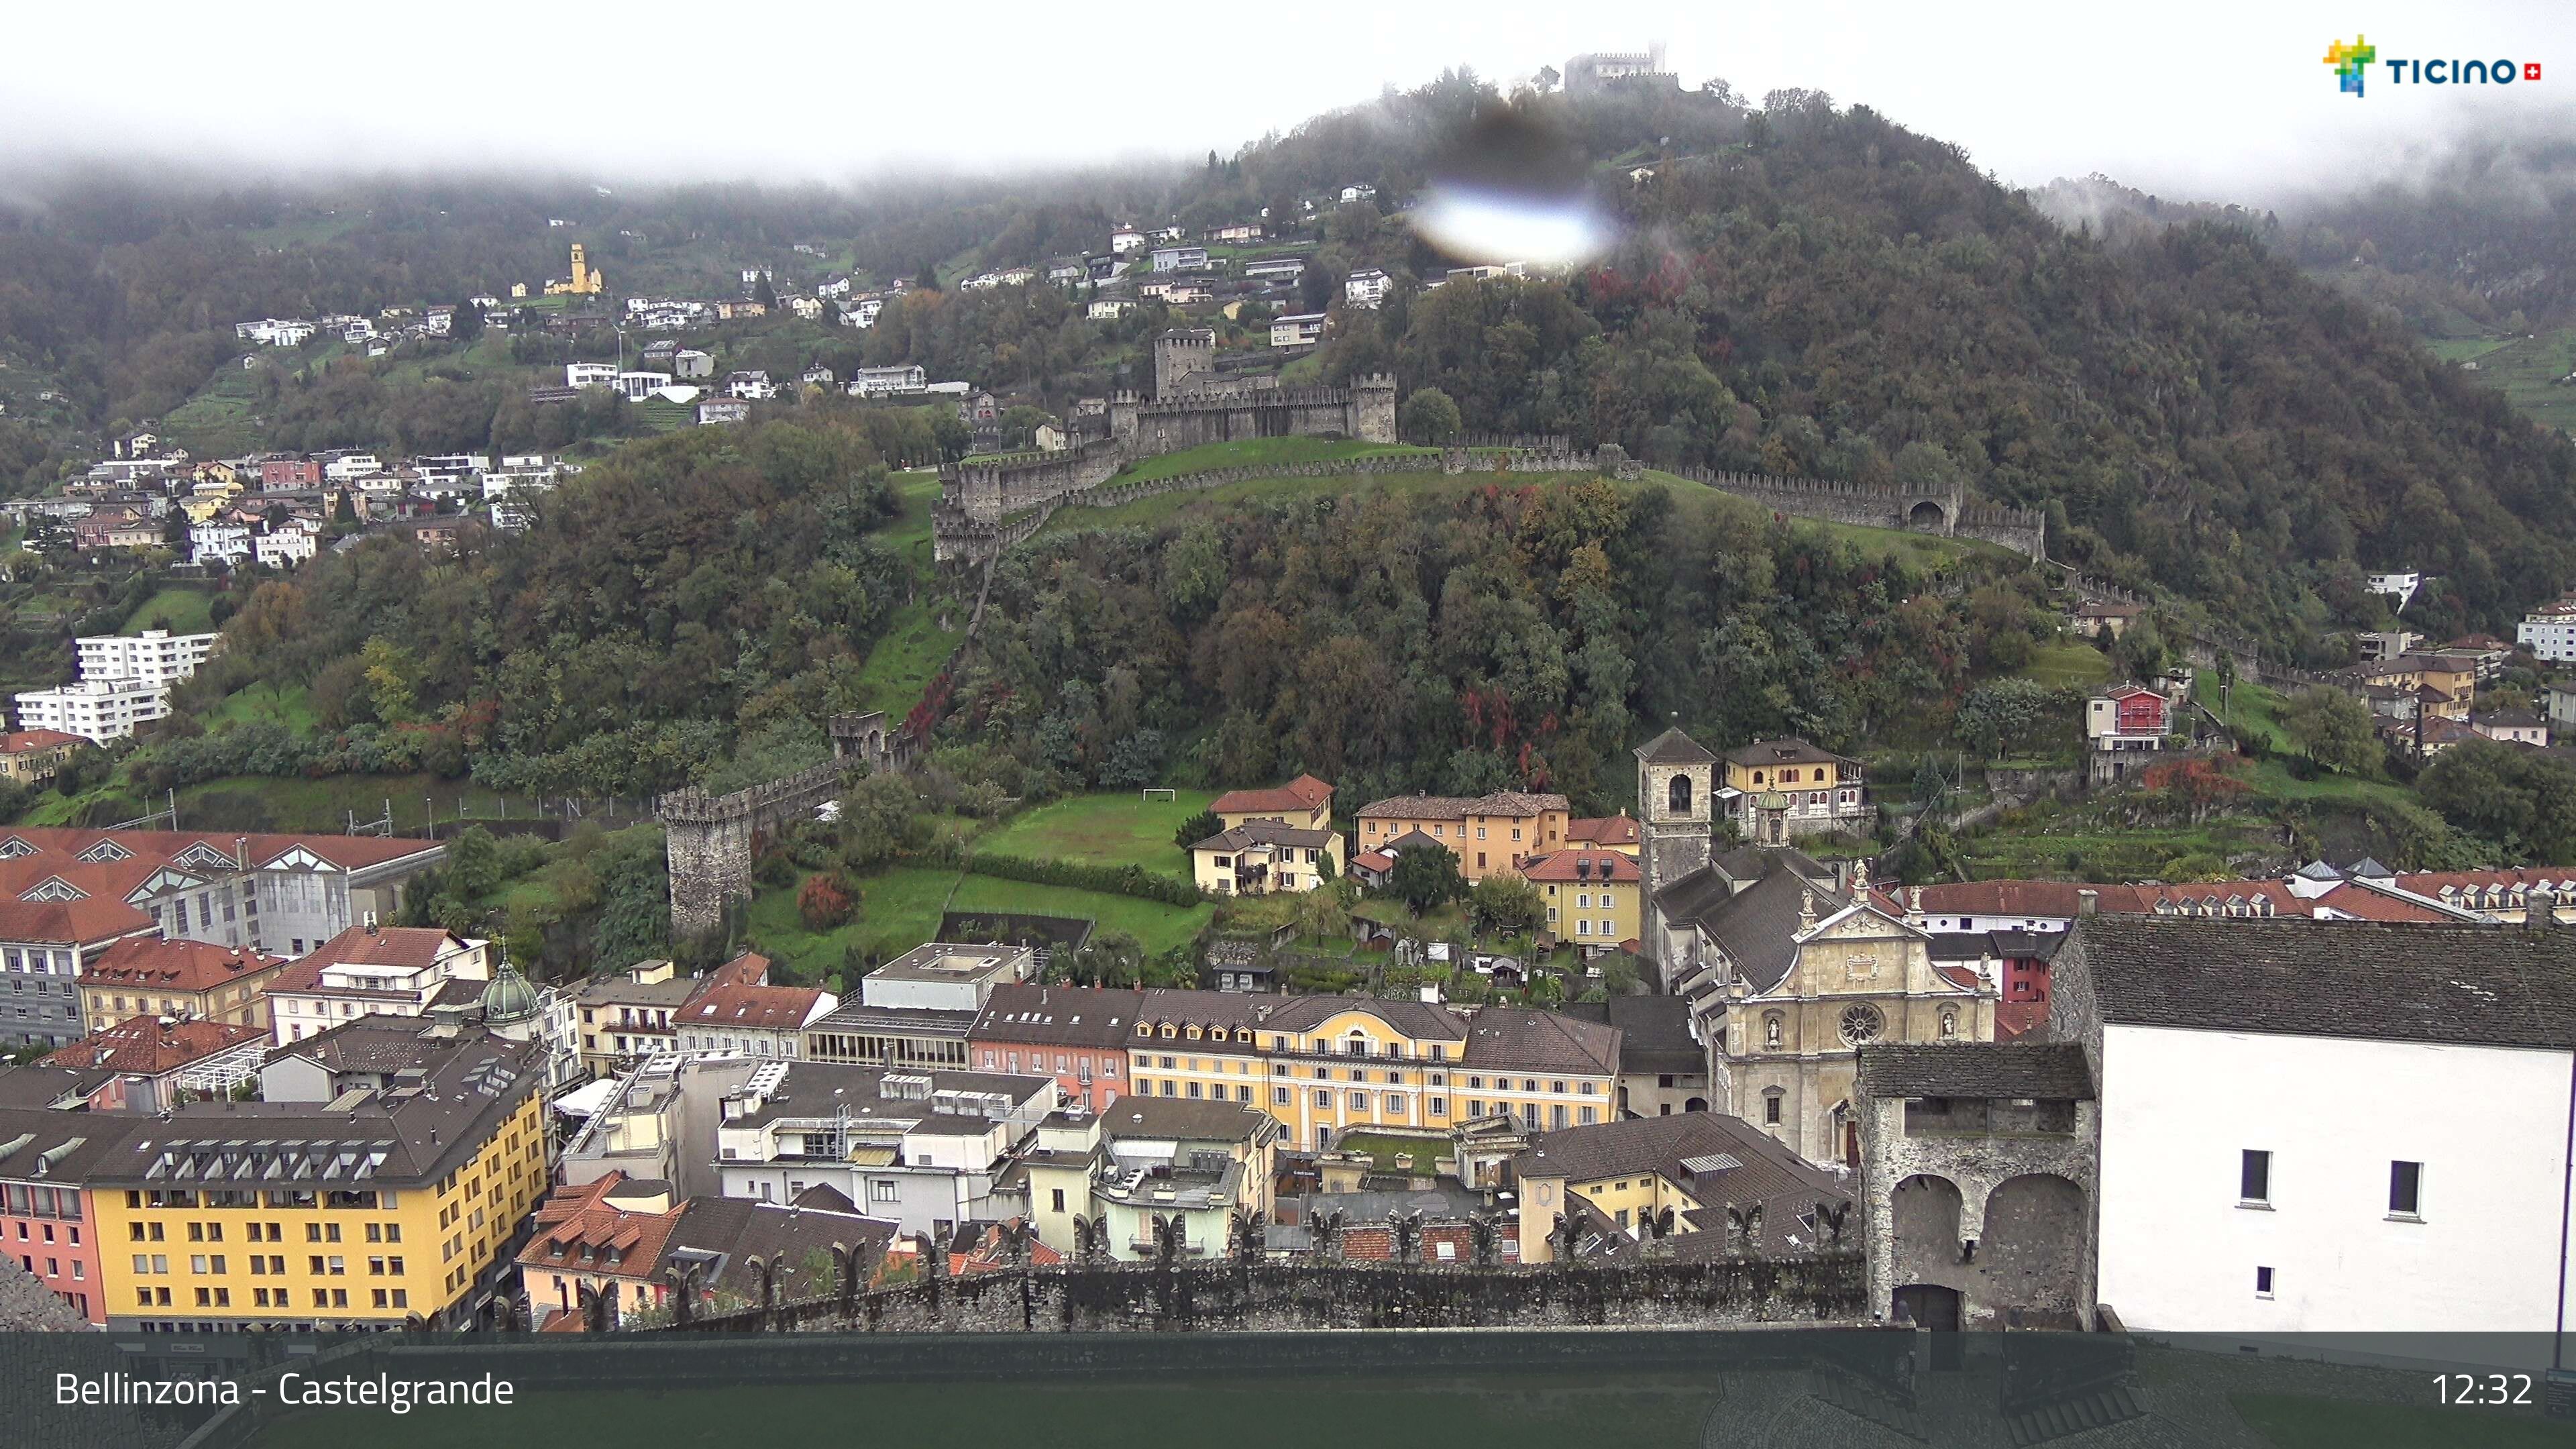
[[932, 329, 1394, 559]]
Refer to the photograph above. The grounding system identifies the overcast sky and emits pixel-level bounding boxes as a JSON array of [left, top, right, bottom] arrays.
[[9, 0, 2571, 201]]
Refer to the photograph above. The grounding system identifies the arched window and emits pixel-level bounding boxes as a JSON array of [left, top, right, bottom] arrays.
[[1667, 773, 1693, 814]]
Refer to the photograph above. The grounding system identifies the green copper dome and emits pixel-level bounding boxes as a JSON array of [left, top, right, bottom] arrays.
[[480, 959, 541, 1025]]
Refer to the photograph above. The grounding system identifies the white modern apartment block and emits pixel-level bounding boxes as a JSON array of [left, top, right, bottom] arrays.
[[567, 362, 618, 389], [15, 676, 174, 743], [321, 453, 382, 483], [2363, 571, 2422, 610], [847, 364, 928, 398], [254, 521, 319, 568], [77, 629, 217, 687], [1269, 313, 1327, 347], [2518, 598, 2576, 662], [1347, 270, 1392, 308], [2062, 916, 2576, 1347], [613, 371, 673, 401], [188, 520, 254, 566]]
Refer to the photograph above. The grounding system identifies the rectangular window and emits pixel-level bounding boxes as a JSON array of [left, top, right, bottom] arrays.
[[1314, 1087, 1330, 1106], [2389, 1161, 2423, 1218], [2255, 1266, 2275, 1298], [1764, 1096, 1781, 1124], [2240, 1149, 2271, 1205]]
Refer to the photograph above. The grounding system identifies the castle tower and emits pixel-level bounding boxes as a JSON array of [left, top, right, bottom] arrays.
[[1633, 726, 1717, 963], [1152, 328, 1216, 401]]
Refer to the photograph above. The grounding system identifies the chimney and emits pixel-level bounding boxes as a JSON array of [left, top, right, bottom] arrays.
[[2077, 890, 2098, 918]]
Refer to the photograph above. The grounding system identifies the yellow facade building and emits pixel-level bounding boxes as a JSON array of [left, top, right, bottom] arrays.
[[545, 243, 606, 297], [1122, 991, 1621, 1152], [1210, 774, 1334, 832], [1353, 791, 1571, 881], [1519, 848, 1642, 952], [1509, 1111, 1849, 1264], [1188, 819, 1342, 895], [93, 1030, 550, 1331]]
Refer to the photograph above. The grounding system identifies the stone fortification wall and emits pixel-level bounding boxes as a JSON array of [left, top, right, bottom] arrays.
[[657, 757, 849, 941], [1676, 466, 2049, 561]]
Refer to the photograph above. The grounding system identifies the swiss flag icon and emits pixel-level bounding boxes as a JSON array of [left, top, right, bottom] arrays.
[[2527, 63, 2544, 80]]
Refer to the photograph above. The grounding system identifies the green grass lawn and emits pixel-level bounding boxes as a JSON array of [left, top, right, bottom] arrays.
[[2426, 335, 2511, 364], [979, 789, 1217, 871], [2019, 640, 2114, 690], [851, 603, 963, 720], [122, 586, 217, 635], [2197, 672, 2290, 752], [1331, 1128, 1453, 1173], [2231, 1391, 2576, 1448], [176, 772, 536, 835], [205, 682, 317, 734], [2445, 323, 2576, 436], [252, 1380, 1727, 1449], [159, 366, 268, 457], [743, 860, 1218, 983]]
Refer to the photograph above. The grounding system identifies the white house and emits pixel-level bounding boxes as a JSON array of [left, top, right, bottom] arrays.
[[188, 520, 254, 566], [2063, 916, 2576, 1348], [2364, 571, 2423, 610], [13, 676, 172, 743], [2518, 598, 2576, 663], [321, 453, 382, 483], [612, 371, 674, 402], [1110, 227, 1146, 254], [697, 400, 751, 426], [1087, 299, 1134, 321], [253, 520, 319, 569], [1150, 246, 1208, 273], [567, 362, 619, 389], [78, 629, 216, 686], [1347, 269, 1392, 308], [1269, 313, 1327, 348], [723, 371, 778, 400], [710, 1060, 1057, 1232], [847, 364, 928, 398]]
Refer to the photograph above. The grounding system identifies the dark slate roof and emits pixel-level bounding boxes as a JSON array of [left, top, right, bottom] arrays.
[[1719, 737, 1854, 769], [1457, 1007, 1621, 1076], [2073, 916, 2576, 1049], [1661, 860, 1848, 993], [1558, 995, 1701, 1075], [1633, 727, 1717, 765], [1856, 1043, 2095, 1101], [1096, 1095, 1274, 1144], [968, 983, 1136, 1048], [1709, 845, 1831, 888], [1925, 930, 2066, 964]]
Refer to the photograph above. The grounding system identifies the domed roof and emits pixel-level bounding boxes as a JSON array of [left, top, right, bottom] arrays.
[[480, 959, 541, 1026]]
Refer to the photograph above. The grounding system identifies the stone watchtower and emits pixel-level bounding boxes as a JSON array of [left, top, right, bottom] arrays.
[[1347, 373, 1398, 444], [1633, 727, 1718, 957], [1153, 328, 1218, 401]]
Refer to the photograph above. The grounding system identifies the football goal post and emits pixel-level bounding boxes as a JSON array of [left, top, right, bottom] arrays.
[[1140, 788, 1178, 803]]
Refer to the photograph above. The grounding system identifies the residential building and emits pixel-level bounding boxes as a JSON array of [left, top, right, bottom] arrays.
[[2363, 571, 2423, 610], [676, 951, 835, 1059], [1211, 774, 1334, 831], [1149, 246, 1208, 272], [79, 629, 218, 688], [1189, 818, 1342, 895], [1208, 223, 1263, 244], [697, 400, 751, 426], [847, 364, 929, 398], [612, 371, 674, 402], [1020, 1096, 1278, 1263], [1346, 270, 1393, 308], [803, 942, 1032, 1069], [1564, 813, 1642, 854], [91, 1028, 550, 1331], [0, 1102, 131, 1324], [2085, 682, 2172, 784], [2517, 597, 2576, 662], [517, 1173, 897, 1328], [1511, 1110, 1849, 1264], [1717, 739, 1869, 845], [1110, 227, 1146, 254], [1269, 313, 1327, 347], [967, 981, 1135, 1112], [1087, 299, 1134, 320], [1558, 993, 1709, 1118], [1519, 848, 1640, 952], [2065, 598, 2142, 640], [2473, 708, 2550, 747], [2058, 916, 2576, 1336], [78, 936, 287, 1032], [189, 520, 254, 566], [15, 677, 172, 743], [252, 521, 319, 569], [44, 1015, 269, 1102], [572, 959, 698, 1078], [264, 924, 491, 1046], [566, 362, 617, 390], [709, 1060, 1058, 1233], [0, 729, 83, 784], [1354, 791, 1572, 880], [2356, 629, 2422, 663]]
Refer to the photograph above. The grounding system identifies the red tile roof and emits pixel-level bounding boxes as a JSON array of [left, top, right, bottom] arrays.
[[1566, 814, 1640, 847], [1519, 849, 1640, 883], [268, 926, 469, 994], [1212, 774, 1335, 817], [701, 951, 771, 989], [80, 936, 284, 993], [43, 1016, 265, 1075], [683, 981, 824, 1032], [0, 730, 85, 755], [0, 826, 438, 875]]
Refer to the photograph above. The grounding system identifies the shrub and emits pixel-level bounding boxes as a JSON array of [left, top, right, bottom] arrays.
[[797, 871, 858, 931], [962, 851, 1203, 906]]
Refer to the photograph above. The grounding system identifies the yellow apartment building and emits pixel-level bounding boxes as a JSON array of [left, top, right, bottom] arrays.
[[1188, 819, 1342, 895], [1519, 849, 1642, 951], [1510, 1112, 1850, 1264], [1353, 791, 1572, 881], [93, 1032, 549, 1331]]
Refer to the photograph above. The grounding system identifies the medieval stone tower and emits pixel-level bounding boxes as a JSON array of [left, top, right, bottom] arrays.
[[1633, 726, 1717, 955], [1154, 328, 1218, 399]]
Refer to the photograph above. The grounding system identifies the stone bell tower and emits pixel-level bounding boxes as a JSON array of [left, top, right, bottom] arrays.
[[1633, 725, 1717, 965]]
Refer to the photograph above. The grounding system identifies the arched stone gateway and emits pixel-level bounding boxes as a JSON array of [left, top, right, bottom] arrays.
[[1907, 498, 1951, 532], [1981, 1173, 2088, 1321]]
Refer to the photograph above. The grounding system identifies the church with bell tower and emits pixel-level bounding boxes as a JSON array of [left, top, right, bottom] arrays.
[[1633, 726, 1717, 950]]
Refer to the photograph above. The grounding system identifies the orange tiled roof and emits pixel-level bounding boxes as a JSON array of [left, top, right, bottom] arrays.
[[1519, 849, 1640, 883], [682, 981, 823, 1032], [1212, 775, 1335, 816], [42, 1015, 264, 1075], [80, 936, 284, 992]]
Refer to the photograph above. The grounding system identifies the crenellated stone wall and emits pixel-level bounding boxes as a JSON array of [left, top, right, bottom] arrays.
[[1675, 466, 2049, 561], [658, 756, 851, 943]]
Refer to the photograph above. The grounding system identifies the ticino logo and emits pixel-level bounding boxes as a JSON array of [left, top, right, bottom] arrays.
[[2324, 35, 2542, 96]]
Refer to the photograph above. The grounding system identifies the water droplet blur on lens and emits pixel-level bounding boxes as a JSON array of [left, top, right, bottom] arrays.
[[1412, 105, 1618, 269]]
